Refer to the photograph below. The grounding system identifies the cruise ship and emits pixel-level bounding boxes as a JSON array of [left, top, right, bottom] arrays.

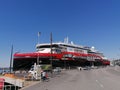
[[13, 38, 110, 70]]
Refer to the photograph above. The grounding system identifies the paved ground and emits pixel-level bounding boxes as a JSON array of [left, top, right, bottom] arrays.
[[22, 66, 120, 90]]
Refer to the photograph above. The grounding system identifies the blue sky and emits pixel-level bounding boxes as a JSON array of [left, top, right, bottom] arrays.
[[0, 0, 120, 67]]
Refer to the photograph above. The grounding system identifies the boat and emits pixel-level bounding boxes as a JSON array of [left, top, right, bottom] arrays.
[[13, 38, 110, 71]]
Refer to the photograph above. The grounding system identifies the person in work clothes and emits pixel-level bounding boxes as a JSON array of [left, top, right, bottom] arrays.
[[41, 71, 47, 81]]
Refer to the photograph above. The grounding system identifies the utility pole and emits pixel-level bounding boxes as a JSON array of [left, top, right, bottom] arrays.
[[50, 32, 53, 74]]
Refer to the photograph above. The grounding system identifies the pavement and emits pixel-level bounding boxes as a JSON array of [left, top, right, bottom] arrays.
[[21, 66, 120, 90]]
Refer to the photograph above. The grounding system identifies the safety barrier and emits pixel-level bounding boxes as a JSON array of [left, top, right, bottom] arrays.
[[2, 85, 20, 90]]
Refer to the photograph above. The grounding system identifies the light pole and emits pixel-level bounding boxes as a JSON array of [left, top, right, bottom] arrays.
[[38, 32, 41, 44], [37, 53, 40, 65], [37, 32, 41, 65]]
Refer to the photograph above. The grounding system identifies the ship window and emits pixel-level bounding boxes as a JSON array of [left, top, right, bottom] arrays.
[[56, 49, 61, 53], [52, 49, 61, 53], [39, 49, 45, 51], [37, 45, 59, 49]]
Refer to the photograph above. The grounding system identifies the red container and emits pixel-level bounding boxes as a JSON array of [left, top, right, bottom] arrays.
[[0, 78, 5, 90]]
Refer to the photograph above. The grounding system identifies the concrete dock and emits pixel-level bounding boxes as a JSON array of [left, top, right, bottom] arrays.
[[21, 66, 120, 90]]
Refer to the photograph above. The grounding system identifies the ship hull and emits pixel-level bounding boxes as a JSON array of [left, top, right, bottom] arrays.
[[13, 56, 107, 71], [13, 56, 89, 71]]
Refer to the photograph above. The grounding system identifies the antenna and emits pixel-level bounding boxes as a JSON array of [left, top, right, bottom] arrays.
[[64, 37, 69, 43], [71, 41, 74, 45], [66, 37, 69, 43]]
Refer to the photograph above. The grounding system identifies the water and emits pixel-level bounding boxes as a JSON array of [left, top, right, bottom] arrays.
[[0, 68, 11, 74]]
